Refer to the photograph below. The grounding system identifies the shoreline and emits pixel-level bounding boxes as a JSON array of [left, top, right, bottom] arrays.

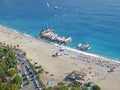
[[54, 43, 120, 63], [1, 24, 119, 64], [0, 24, 120, 90]]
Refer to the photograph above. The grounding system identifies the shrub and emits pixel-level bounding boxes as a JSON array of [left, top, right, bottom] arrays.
[[82, 88, 88, 90], [11, 84, 18, 90], [23, 52, 26, 56], [58, 82, 65, 87], [8, 69, 16, 76], [35, 65, 42, 69], [0, 84, 10, 90], [71, 81, 82, 90], [57, 82, 69, 90], [13, 75, 22, 84], [26, 80, 30, 85], [92, 85, 101, 90]]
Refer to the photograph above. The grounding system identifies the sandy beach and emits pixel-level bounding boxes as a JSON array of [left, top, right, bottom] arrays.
[[0, 25, 120, 90]]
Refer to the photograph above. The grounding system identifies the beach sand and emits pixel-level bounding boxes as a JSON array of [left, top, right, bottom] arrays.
[[0, 25, 120, 90]]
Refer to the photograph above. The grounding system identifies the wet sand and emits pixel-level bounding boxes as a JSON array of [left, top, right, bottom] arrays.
[[0, 25, 120, 90]]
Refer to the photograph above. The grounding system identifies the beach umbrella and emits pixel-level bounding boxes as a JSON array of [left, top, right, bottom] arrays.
[[46, 80, 51, 86]]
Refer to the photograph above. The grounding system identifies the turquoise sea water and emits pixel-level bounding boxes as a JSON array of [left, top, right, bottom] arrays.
[[0, 0, 120, 60]]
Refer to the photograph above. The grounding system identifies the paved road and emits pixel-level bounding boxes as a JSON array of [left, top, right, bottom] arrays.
[[15, 49, 43, 90]]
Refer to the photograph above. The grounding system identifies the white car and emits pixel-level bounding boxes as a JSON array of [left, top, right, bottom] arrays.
[[38, 88, 42, 90], [20, 83, 23, 88]]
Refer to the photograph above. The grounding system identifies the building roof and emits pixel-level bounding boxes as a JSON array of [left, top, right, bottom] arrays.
[[71, 70, 87, 77], [68, 70, 87, 80]]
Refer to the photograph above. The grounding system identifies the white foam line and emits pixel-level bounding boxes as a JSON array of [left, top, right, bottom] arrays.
[[0, 24, 32, 38], [1, 24, 120, 63], [54, 43, 120, 63], [9, 29, 19, 33], [23, 33, 32, 37]]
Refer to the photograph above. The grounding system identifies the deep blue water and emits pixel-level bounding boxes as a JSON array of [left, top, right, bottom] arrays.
[[0, 0, 120, 60]]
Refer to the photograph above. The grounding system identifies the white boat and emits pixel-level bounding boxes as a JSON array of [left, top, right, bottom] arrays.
[[40, 29, 72, 44], [46, 3, 50, 7], [54, 6, 58, 9], [64, 37, 72, 43], [77, 43, 91, 51]]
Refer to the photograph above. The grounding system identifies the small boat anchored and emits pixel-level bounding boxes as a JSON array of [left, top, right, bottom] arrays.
[[46, 2, 50, 7], [77, 43, 91, 51]]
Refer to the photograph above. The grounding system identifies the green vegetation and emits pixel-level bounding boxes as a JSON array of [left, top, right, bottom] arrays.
[[26, 79, 30, 85], [0, 47, 16, 77], [13, 75, 22, 84], [23, 52, 26, 56], [71, 81, 82, 90], [35, 65, 42, 69], [57, 82, 69, 90], [0, 84, 10, 90], [82, 88, 88, 90], [45, 82, 69, 90], [16, 44, 19, 49], [11, 83, 19, 90], [8, 68, 16, 77], [45, 81, 100, 90], [92, 85, 101, 90], [0, 44, 22, 90], [27, 60, 45, 88], [0, 83, 19, 90], [0, 43, 101, 90], [36, 74, 45, 88]]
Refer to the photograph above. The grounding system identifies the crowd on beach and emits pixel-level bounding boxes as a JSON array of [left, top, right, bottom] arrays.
[[1, 25, 120, 90], [52, 43, 120, 74], [1, 25, 120, 73], [69, 52, 120, 72]]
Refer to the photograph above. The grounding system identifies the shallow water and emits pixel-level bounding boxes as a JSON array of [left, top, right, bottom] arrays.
[[0, 0, 120, 60]]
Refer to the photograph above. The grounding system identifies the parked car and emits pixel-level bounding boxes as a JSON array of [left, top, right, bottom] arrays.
[[26, 65, 30, 69]]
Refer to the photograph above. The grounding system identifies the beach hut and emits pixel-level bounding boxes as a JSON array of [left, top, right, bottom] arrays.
[[67, 70, 87, 85]]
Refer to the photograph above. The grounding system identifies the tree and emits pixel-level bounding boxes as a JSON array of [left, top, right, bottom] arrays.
[[14, 46, 16, 49], [58, 86, 68, 90], [71, 87, 80, 90], [38, 68, 44, 74], [13, 75, 22, 84], [11, 84, 18, 90], [10, 45, 13, 48], [45, 87, 54, 90], [0, 84, 10, 90], [92, 85, 101, 90], [0, 78, 2, 84], [7, 44, 9, 48], [71, 81, 82, 90], [73, 81, 81, 88], [58, 82, 65, 87], [6, 53, 16, 68], [16, 44, 19, 49], [3, 48, 9, 55], [0, 64, 6, 77], [8, 69, 16, 76], [57, 82, 69, 90], [0, 42, 2, 45], [0, 53, 3, 59], [3, 43, 6, 46], [82, 88, 88, 90], [23, 52, 26, 56]]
